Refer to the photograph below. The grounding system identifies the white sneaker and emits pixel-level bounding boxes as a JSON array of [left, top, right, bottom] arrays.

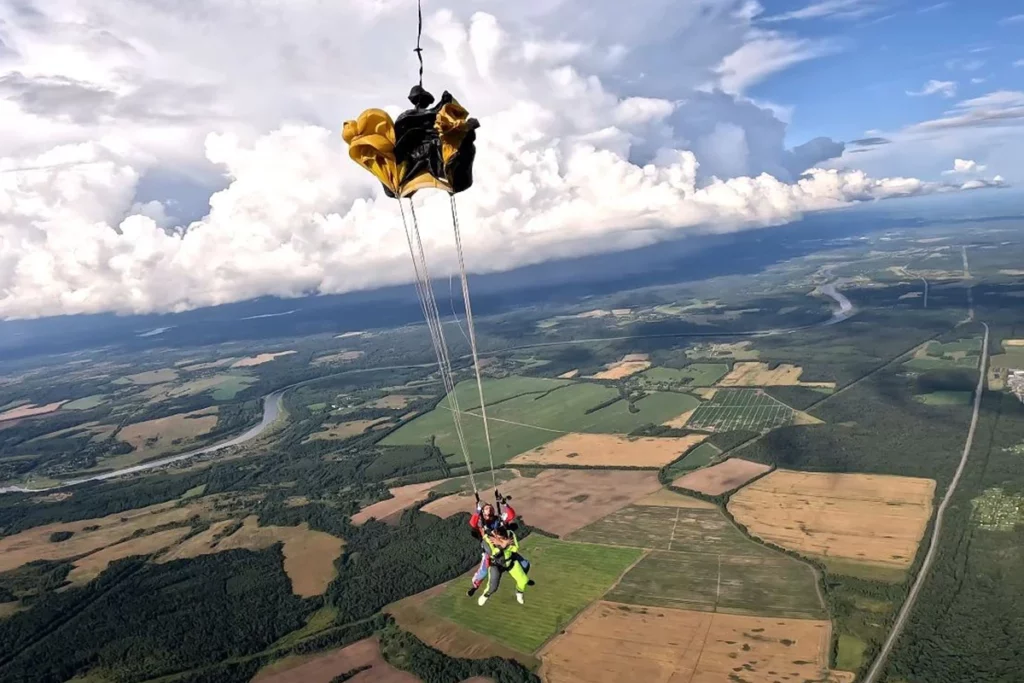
[[516, 591, 524, 605], [477, 593, 489, 606]]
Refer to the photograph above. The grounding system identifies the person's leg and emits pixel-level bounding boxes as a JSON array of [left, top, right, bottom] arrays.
[[467, 553, 488, 596], [478, 565, 501, 606]]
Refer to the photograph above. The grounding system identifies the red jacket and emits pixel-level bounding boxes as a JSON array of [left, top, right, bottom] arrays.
[[469, 503, 516, 533]]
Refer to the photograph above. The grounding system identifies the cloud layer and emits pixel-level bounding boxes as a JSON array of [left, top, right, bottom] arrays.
[[0, 0, 1002, 319]]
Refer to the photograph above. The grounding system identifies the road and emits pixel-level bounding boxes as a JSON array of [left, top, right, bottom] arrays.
[[862, 321, 990, 683], [963, 246, 974, 322]]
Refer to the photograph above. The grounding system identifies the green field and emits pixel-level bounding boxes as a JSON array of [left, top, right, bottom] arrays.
[[210, 375, 257, 400], [664, 442, 720, 479], [568, 505, 824, 618], [383, 378, 700, 469], [61, 395, 107, 410], [837, 634, 868, 671], [904, 339, 981, 371], [685, 388, 795, 432], [429, 535, 642, 653], [914, 391, 972, 406], [638, 364, 729, 388]]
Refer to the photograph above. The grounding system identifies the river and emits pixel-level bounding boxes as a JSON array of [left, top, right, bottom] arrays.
[[0, 390, 284, 494]]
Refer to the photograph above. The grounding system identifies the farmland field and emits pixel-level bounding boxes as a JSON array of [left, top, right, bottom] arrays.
[[61, 394, 107, 410], [903, 338, 981, 371], [383, 378, 699, 469], [569, 505, 824, 618], [509, 432, 706, 467], [387, 585, 537, 665], [915, 390, 971, 405], [428, 535, 642, 653], [718, 362, 836, 388], [230, 350, 297, 368], [351, 481, 440, 525], [672, 458, 771, 495], [210, 374, 258, 400], [115, 407, 220, 463], [637, 364, 729, 388], [728, 470, 935, 572], [663, 442, 721, 480], [421, 469, 662, 536], [589, 356, 651, 379], [155, 516, 344, 597], [251, 637, 416, 683], [685, 388, 796, 432], [540, 602, 850, 683]]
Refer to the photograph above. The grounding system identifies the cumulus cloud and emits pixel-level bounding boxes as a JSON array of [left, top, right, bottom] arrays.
[[907, 80, 957, 98], [942, 158, 987, 175], [1014, 60, 1024, 68], [0, 0, 979, 320], [1000, 14, 1024, 25]]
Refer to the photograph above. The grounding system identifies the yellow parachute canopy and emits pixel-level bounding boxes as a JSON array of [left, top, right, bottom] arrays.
[[341, 87, 479, 198], [341, 108, 404, 196]]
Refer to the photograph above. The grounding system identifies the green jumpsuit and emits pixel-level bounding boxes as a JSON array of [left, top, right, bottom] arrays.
[[481, 531, 530, 597]]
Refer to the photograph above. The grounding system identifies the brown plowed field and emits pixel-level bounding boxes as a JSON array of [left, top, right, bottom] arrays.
[[510, 433, 705, 468], [352, 481, 441, 525], [540, 601, 853, 683], [728, 470, 935, 569], [672, 458, 771, 495], [252, 637, 416, 683]]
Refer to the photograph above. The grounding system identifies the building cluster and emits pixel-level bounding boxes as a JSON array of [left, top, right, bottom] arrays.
[[1007, 369, 1024, 404]]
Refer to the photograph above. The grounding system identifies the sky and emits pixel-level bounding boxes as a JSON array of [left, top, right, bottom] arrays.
[[0, 0, 1019, 320]]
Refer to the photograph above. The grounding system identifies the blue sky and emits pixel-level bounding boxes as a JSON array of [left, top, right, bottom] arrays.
[[743, 1, 1023, 147]]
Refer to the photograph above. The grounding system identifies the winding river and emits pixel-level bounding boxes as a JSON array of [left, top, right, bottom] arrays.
[[0, 390, 284, 494]]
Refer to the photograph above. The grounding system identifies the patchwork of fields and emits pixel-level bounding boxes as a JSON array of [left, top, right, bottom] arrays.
[[567, 504, 825, 619], [382, 379, 700, 468]]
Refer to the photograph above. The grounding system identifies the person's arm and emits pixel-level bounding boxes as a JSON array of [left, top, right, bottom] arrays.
[[500, 504, 516, 524]]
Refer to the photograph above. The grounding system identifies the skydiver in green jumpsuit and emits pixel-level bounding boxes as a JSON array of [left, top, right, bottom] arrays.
[[477, 527, 532, 606]]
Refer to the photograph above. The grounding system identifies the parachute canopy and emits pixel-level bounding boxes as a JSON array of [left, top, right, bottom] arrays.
[[342, 85, 479, 198]]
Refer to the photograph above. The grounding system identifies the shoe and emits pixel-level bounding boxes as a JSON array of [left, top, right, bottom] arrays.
[[527, 580, 536, 587], [467, 586, 477, 597], [477, 593, 489, 606], [516, 591, 524, 605]]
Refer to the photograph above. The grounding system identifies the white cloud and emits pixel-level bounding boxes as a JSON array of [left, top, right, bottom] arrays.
[[971, 77, 987, 84], [942, 158, 987, 175], [907, 90, 1024, 132], [907, 80, 958, 98], [917, 2, 950, 13], [761, 0, 875, 22], [1014, 59, 1024, 68], [0, 0, 981, 320], [713, 32, 838, 94], [1000, 14, 1024, 25]]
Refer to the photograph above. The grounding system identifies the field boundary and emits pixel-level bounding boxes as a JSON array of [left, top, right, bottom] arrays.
[[534, 547, 652, 656]]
